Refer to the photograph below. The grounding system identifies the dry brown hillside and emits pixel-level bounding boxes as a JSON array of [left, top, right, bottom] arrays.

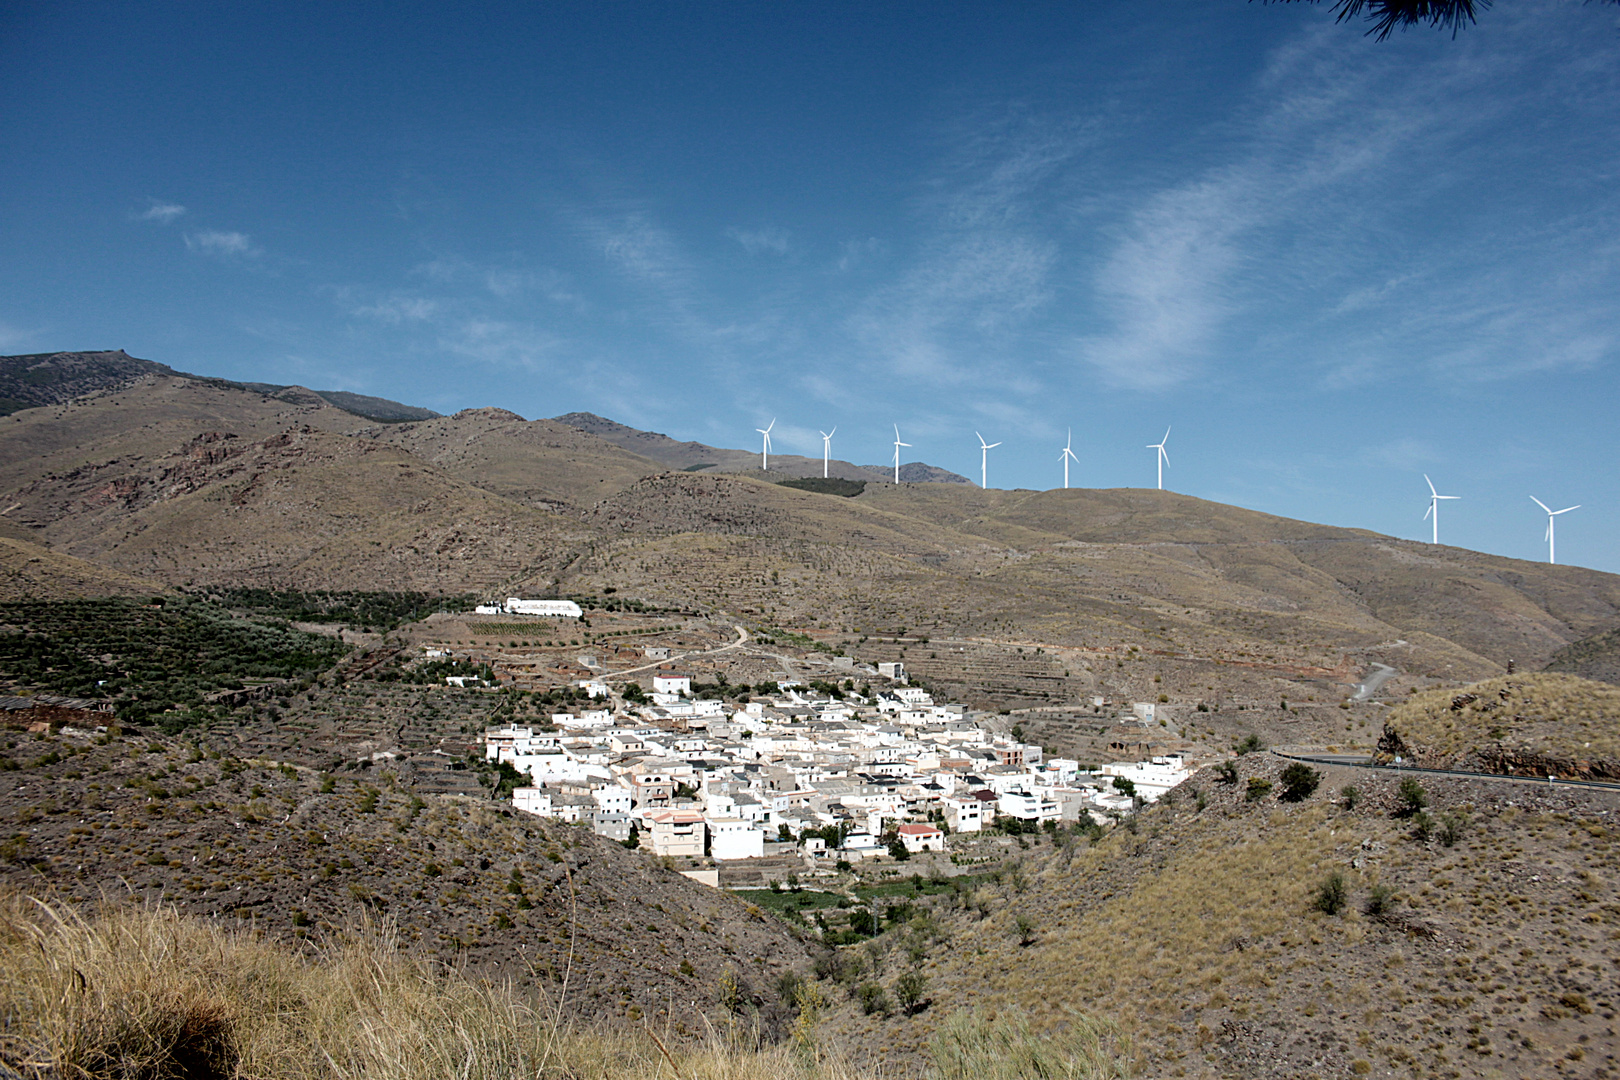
[[1381, 672, 1620, 779], [0, 721, 812, 1031], [0, 534, 163, 599], [815, 758, 1620, 1080], [4, 358, 1620, 705]]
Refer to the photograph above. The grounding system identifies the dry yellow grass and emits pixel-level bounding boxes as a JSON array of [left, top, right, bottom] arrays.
[[0, 896, 869, 1080], [1387, 671, 1620, 764]]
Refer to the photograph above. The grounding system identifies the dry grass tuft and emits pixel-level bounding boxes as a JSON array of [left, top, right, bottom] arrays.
[[0, 895, 866, 1080]]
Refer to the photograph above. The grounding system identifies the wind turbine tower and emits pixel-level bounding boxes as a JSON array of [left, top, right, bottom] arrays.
[[1147, 427, 1170, 490], [1422, 474, 1460, 545], [819, 428, 835, 479], [975, 432, 1002, 490], [1530, 496, 1579, 564], [756, 419, 775, 471], [1060, 428, 1079, 489], [892, 424, 911, 484]]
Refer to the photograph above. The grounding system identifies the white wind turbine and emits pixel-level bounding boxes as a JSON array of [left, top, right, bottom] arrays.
[[1529, 496, 1579, 565], [976, 432, 1001, 490], [756, 418, 775, 471], [1060, 428, 1079, 489], [1147, 426, 1170, 490], [1422, 474, 1459, 545], [819, 427, 836, 479], [892, 424, 911, 484]]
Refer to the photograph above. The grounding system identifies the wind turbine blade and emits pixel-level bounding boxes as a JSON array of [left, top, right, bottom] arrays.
[[987, 441, 1001, 450], [1424, 474, 1438, 498], [1424, 503, 1434, 521], [1161, 426, 1171, 444], [1529, 495, 1551, 514], [1160, 447, 1169, 465], [828, 427, 835, 438], [1553, 505, 1580, 515]]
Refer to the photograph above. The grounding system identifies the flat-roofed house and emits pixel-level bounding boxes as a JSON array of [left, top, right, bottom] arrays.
[[647, 810, 706, 857], [895, 822, 946, 853]]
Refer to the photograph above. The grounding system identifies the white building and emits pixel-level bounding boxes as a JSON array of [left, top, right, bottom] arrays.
[[943, 795, 984, 833], [998, 789, 1060, 824], [506, 598, 583, 618], [513, 788, 552, 816], [647, 810, 706, 857], [1102, 755, 1190, 802], [895, 822, 946, 853], [653, 673, 692, 695], [707, 817, 765, 861]]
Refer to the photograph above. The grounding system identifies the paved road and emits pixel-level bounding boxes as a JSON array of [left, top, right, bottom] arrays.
[[1352, 662, 1397, 702], [1270, 746, 1620, 793]]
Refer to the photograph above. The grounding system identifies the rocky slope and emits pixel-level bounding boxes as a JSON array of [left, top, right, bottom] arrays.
[[0, 718, 813, 1032], [815, 756, 1620, 1079], [1378, 672, 1620, 779]]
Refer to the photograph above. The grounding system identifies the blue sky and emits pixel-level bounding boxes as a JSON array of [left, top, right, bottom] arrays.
[[3, 1, 1619, 572]]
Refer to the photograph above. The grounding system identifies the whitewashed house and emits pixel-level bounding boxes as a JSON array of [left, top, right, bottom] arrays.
[[895, 822, 946, 853], [707, 817, 765, 861], [653, 673, 692, 695]]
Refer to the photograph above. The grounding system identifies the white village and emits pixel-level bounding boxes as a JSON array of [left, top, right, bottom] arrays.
[[476, 603, 1194, 881]]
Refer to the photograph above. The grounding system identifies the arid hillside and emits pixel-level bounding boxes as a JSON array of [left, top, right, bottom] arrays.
[[1544, 625, 1620, 687], [4, 351, 1620, 707], [814, 757, 1620, 1080], [1381, 672, 1620, 779], [0, 719, 811, 1030]]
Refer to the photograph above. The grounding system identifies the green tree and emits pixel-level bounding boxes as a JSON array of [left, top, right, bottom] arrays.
[[895, 970, 929, 1016], [1313, 871, 1348, 915], [1395, 777, 1428, 818], [1111, 776, 1136, 798], [1277, 763, 1322, 803], [1364, 883, 1397, 917]]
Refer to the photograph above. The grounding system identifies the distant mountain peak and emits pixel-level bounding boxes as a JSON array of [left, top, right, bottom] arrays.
[[0, 350, 440, 424]]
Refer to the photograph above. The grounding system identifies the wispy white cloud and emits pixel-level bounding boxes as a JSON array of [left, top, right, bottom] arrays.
[[0, 319, 40, 352], [1360, 437, 1439, 471], [352, 295, 439, 324], [1076, 169, 1259, 390], [590, 210, 692, 294], [726, 226, 790, 256], [834, 237, 886, 273], [1077, 11, 1620, 393], [850, 112, 1087, 384], [137, 201, 186, 224], [437, 319, 569, 371], [185, 230, 259, 257]]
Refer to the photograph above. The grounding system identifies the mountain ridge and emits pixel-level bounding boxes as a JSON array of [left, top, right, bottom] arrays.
[[1, 350, 1617, 691]]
